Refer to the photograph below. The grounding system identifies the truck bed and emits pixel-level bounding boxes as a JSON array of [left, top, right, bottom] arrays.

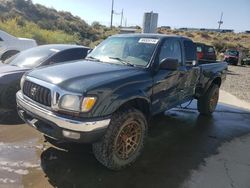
[[197, 61, 228, 96]]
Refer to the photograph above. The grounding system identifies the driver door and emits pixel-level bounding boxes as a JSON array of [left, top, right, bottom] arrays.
[[152, 38, 183, 115]]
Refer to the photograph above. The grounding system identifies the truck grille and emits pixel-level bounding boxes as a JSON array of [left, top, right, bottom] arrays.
[[23, 80, 51, 107]]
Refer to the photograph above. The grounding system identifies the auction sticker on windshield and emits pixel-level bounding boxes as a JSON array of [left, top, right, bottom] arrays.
[[138, 38, 159, 44]]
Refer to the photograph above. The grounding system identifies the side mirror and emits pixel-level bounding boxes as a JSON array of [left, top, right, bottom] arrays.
[[186, 60, 198, 66], [87, 49, 93, 54], [160, 58, 179, 70]]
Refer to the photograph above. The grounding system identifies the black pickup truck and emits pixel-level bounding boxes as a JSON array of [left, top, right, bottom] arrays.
[[16, 34, 227, 170]]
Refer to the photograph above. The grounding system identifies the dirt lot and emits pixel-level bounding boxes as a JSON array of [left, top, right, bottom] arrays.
[[221, 65, 250, 103]]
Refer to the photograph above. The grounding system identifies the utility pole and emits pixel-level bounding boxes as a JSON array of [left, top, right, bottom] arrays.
[[218, 12, 223, 30], [120, 9, 124, 27], [125, 18, 127, 27], [110, 0, 114, 28]]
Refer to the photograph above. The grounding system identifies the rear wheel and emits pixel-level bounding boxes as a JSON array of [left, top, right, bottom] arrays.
[[197, 84, 219, 116], [92, 107, 147, 170]]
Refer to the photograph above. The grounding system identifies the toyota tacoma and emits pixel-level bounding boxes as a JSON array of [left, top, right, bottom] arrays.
[[16, 34, 227, 170]]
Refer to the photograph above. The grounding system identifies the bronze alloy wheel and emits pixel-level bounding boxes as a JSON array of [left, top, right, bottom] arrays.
[[114, 120, 142, 160], [209, 89, 219, 111]]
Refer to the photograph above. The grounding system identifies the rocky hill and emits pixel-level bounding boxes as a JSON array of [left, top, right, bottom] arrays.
[[0, 0, 118, 46], [0, 0, 249, 54]]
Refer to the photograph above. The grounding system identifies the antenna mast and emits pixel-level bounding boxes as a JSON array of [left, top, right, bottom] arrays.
[[218, 12, 223, 30]]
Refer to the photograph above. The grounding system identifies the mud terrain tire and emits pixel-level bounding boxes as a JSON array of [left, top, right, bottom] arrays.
[[93, 107, 147, 170], [197, 84, 219, 116]]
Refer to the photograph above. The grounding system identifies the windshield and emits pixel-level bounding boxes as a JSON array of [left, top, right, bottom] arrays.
[[87, 36, 159, 67], [207, 47, 215, 53], [225, 50, 239, 56], [7, 47, 58, 68]]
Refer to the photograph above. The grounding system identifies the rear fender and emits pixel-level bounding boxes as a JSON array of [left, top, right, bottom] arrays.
[[196, 74, 222, 97]]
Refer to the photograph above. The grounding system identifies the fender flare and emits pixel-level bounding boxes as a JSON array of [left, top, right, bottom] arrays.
[[98, 90, 151, 116], [203, 74, 222, 95]]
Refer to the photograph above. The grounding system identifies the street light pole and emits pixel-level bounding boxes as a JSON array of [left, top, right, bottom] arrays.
[[110, 0, 114, 28]]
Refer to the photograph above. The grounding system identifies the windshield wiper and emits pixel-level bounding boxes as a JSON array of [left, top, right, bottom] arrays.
[[86, 56, 101, 62], [108, 57, 135, 67]]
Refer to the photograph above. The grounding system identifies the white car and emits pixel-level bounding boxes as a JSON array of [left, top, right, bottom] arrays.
[[0, 30, 37, 62]]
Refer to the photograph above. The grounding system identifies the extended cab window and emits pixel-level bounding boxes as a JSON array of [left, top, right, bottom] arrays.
[[159, 39, 182, 64], [184, 40, 196, 64], [0, 37, 3, 41]]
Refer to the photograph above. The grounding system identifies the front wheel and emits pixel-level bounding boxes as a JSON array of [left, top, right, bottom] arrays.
[[92, 107, 147, 170], [197, 84, 219, 116]]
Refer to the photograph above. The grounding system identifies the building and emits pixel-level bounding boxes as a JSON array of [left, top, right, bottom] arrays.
[[159, 26, 171, 30], [177, 27, 234, 33], [119, 27, 137, 34], [142, 12, 158, 33]]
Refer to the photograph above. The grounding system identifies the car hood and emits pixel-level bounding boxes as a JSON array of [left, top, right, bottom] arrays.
[[0, 62, 28, 76], [224, 55, 238, 59], [27, 60, 146, 93], [0, 63, 29, 85]]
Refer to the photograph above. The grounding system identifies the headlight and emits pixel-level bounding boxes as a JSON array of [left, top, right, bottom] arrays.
[[60, 95, 97, 112], [60, 95, 82, 112], [20, 75, 26, 90]]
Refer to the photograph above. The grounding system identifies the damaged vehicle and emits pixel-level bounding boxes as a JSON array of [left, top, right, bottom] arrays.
[[0, 44, 90, 113], [224, 49, 239, 65], [16, 34, 227, 170], [0, 30, 37, 62]]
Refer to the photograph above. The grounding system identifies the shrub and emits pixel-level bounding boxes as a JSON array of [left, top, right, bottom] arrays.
[[199, 32, 211, 39], [185, 32, 194, 38], [0, 18, 81, 45]]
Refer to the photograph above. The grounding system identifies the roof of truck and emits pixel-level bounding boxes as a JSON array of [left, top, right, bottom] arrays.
[[111, 33, 192, 41]]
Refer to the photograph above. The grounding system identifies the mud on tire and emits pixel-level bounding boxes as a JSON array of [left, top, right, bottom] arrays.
[[197, 84, 219, 116], [92, 107, 147, 170]]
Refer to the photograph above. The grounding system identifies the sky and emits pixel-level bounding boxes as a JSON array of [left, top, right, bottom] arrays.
[[32, 0, 250, 32]]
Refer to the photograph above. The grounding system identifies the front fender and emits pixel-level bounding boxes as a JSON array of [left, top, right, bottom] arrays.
[[103, 91, 151, 115], [90, 86, 152, 117]]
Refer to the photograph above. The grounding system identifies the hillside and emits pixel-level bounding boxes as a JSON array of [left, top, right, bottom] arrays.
[[0, 0, 118, 46], [0, 0, 249, 55], [158, 28, 250, 57]]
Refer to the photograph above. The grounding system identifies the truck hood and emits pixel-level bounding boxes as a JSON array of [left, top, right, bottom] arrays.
[[27, 60, 146, 93]]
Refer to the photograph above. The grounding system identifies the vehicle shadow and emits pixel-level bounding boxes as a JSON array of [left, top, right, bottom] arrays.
[[0, 110, 23, 125], [40, 104, 250, 188], [226, 69, 240, 76]]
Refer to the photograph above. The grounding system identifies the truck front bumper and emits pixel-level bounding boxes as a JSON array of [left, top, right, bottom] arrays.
[[16, 91, 110, 143]]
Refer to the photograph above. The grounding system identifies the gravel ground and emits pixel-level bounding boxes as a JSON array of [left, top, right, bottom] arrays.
[[221, 65, 250, 103]]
